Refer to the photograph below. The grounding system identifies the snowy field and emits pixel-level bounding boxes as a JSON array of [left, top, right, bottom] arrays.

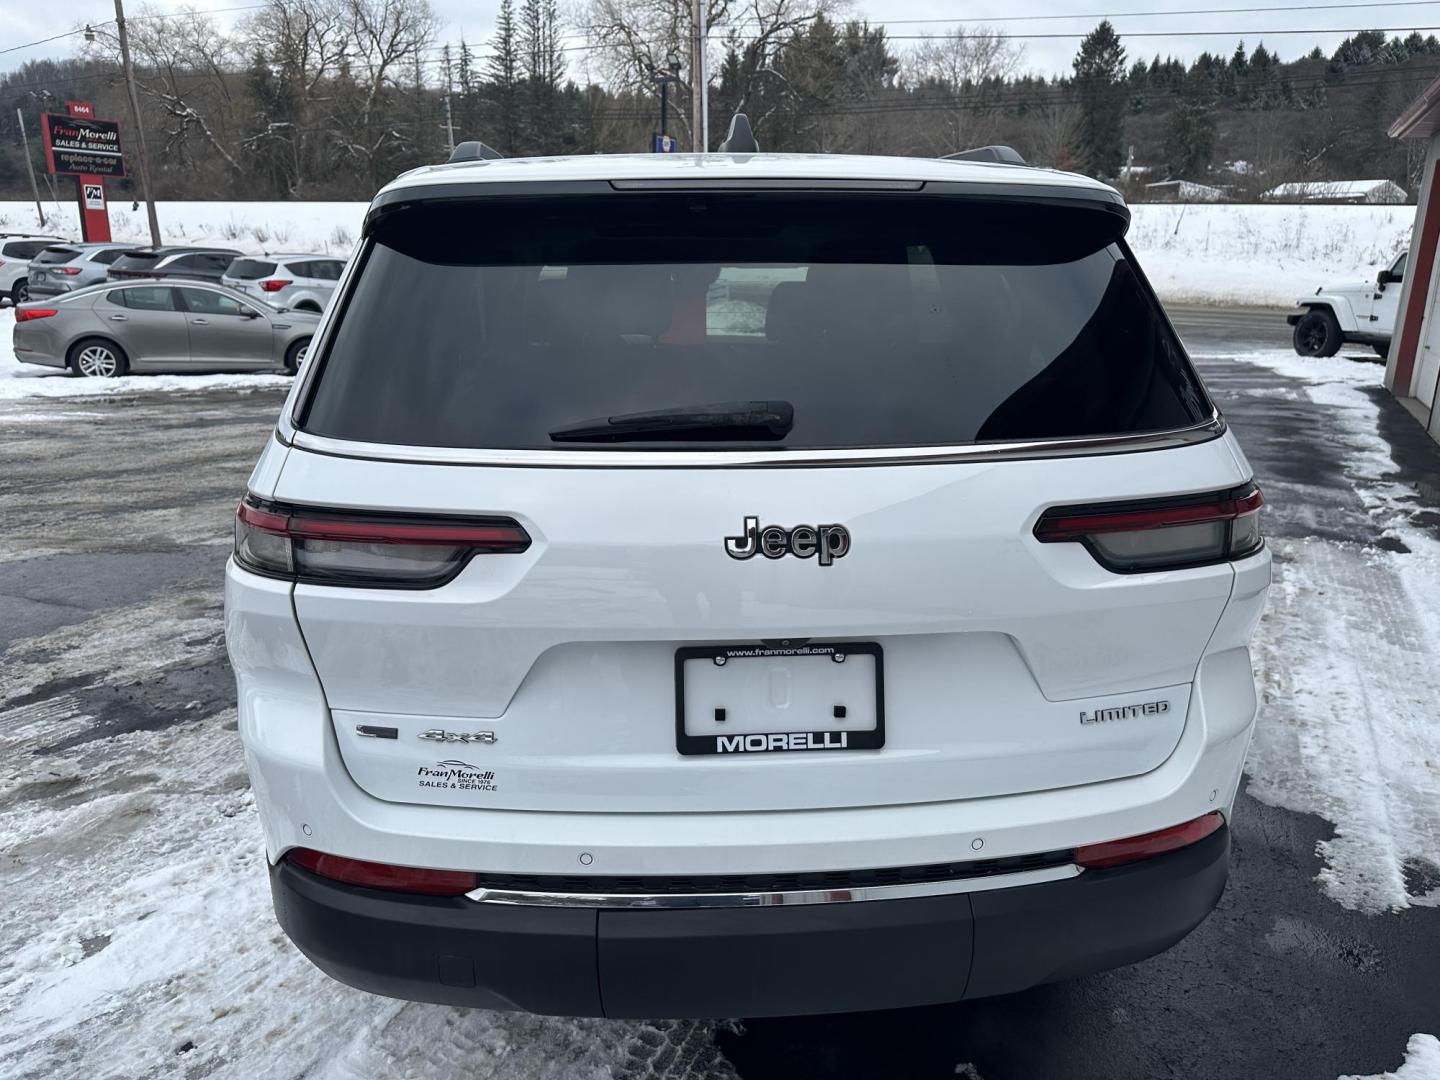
[[0, 197, 1416, 309]]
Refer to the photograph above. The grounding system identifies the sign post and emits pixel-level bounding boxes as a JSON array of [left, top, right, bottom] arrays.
[[40, 102, 125, 243]]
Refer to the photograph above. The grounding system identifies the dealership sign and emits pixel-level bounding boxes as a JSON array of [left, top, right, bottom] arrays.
[[41, 114, 126, 178]]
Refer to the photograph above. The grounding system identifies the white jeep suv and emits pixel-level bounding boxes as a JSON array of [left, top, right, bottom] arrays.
[[225, 145, 1271, 1018], [1290, 249, 1406, 358]]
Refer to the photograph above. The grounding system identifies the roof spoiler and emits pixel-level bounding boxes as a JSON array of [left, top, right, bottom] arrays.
[[942, 145, 1026, 165], [447, 141, 504, 164], [719, 113, 759, 154]]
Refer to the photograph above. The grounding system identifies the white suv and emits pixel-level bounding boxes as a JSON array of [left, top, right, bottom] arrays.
[[0, 233, 67, 305], [225, 145, 1271, 1019], [222, 253, 347, 313]]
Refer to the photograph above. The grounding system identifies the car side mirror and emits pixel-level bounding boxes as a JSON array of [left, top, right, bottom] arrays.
[[242, 307, 262, 318], [1378, 269, 1396, 287]]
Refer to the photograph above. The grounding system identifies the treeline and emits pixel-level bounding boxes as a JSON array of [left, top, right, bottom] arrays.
[[0, 0, 1433, 203]]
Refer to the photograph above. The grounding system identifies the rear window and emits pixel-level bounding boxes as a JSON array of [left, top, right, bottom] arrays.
[[111, 252, 161, 272], [229, 258, 277, 279], [300, 193, 1211, 451], [3, 240, 51, 260], [35, 247, 81, 265], [91, 248, 124, 265]]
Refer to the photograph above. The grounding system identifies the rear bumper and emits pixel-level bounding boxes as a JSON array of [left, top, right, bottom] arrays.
[[270, 825, 1229, 1018]]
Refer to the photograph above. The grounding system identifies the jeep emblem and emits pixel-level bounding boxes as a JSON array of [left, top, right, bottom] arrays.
[[724, 516, 851, 566]]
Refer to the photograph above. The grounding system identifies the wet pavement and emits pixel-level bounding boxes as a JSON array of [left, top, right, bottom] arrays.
[[2, 314, 1438, 1079]]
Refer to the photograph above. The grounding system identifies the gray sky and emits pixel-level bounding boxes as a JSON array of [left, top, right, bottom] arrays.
[[1, 0, 1435, 81]]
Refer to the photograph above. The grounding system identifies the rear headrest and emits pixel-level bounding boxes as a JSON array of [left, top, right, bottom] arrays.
[[765, 280, 811, 343], [526, 277, 580, 345], [583, 266, 674, 339]]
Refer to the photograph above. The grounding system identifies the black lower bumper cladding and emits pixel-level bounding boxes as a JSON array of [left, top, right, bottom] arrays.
[[269, 826, 1229, 1019]]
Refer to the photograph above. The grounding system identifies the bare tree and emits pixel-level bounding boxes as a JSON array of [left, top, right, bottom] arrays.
[[1028, 99, 1083, 170], [905, 27, 1024, 155], [87, 6, 244, 180], [241, 0, 351, 195], [332, 0, 439, 184], [582, 0, 837, 144]]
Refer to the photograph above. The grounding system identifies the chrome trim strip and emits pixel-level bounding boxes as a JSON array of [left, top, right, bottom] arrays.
[[288, 416, 1225, 470], [465, 864, 1081, 909]]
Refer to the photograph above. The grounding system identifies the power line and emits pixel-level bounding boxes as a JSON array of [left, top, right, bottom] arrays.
[[0, 28, 90, 57], [713, 0, 1440, 25]]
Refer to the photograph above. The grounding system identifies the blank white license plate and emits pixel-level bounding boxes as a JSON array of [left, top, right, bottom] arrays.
[[674, 642, 884, 756]]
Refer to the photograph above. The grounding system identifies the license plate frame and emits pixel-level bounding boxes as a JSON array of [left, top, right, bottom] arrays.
[[674, 641, 885, 756]]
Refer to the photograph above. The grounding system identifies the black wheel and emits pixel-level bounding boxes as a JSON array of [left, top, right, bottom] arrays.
[[1293, 308, 1342, 357], [1374, 342, 1390, 360], [294, 302, 322, 313], [284, 337, 311, 374], [68, 337, 130, 378], [12, 278, 29, 305]]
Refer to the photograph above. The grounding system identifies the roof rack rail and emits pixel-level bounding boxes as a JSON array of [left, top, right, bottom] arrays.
[[447, 141, 504, 164], [719, 113, 759, 154], [942, 145, 1026, 165]]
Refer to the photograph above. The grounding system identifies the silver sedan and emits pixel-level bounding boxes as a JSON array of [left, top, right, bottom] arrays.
[[12, 280, 320, 377]]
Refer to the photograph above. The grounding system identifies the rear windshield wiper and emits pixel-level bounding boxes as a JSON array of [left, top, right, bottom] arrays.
[[548, 401, 794, 443]]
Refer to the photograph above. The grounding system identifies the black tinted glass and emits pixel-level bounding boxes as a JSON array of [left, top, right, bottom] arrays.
[[111, 253, 161, 272], [91, 248, 124, 265], [301, 194, 1209, 450], [229, 259, 277, 279], [179, 288, 246, 315], [114, 286, 175, 311], [4, 241, 50, 259], [35, 247, 81, 265]]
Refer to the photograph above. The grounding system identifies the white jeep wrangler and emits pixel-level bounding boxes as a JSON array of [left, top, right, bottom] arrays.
[[1289, 250, 1406, 358]]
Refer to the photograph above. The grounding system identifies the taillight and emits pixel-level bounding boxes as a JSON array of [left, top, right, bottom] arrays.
[[15, 308, 58, 322], [234, 495, 530, 588], [1034, 483, 1263, 573], [1075, 812, 1225, 869], [56, 266, 83, 276], [287, 849, 477, 896], [260, 279, 292, 292]]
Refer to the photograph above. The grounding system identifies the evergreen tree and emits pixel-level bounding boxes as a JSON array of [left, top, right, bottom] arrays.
[[1165, 73, 1217, 177], [486, 0, 521, 153], [1072, 21, 1128, 178]]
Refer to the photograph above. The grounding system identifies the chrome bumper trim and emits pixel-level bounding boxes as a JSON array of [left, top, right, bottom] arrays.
[[465, 864, 1082, 909]]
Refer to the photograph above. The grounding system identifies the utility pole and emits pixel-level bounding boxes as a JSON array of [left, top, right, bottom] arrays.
[[698, 1, 709, 152], [16, 109, 47, 229], [690, 0, 705, 151], [113, 0, 161, 247], [442, 44, 456, 153]]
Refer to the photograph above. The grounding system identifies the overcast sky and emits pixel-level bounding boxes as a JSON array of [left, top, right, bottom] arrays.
[[1, 0, 1433, 81]]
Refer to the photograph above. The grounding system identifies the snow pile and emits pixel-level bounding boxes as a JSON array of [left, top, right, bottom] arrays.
[[0, 198, 1418, 308], [0, 199, 362, 257], [1131, 203, 1415, 307], [1206, 347, 1440, 913], [1341, 1035, 1440, 1080]]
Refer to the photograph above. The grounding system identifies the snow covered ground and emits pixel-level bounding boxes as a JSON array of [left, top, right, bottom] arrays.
[[0, 594, 737, 1077], [1132, 203, 1415, 307], [1344, 1036, 1440, 1080], [0, 308, 293, 400], [1200, 347, 1440, 915], [0, 197, 1416, 309]]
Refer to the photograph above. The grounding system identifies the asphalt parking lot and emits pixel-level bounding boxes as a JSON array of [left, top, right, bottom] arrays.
[[3, 307, 1439, 1079]]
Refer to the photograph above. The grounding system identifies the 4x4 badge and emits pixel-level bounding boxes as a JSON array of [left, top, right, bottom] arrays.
[[725, 516, 851, 566], [420, 728, 498, 744]]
